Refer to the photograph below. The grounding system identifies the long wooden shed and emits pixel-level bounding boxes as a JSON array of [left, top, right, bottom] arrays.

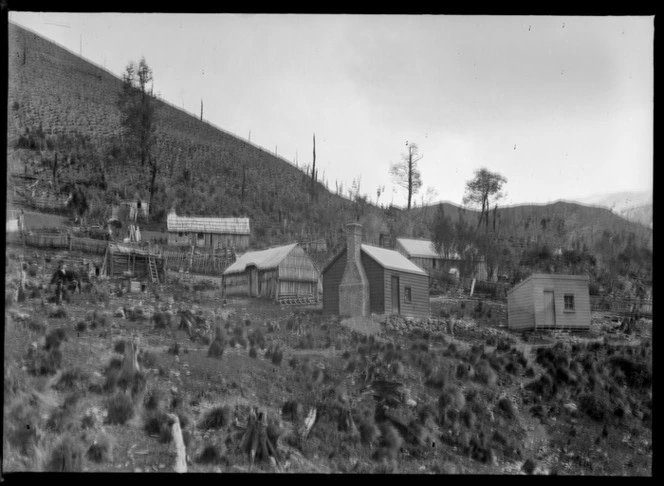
[[323, 224, 430, 319], [507, 273, 590, 331], [222, 243, 320, 302], [167, 209, 250, 250]]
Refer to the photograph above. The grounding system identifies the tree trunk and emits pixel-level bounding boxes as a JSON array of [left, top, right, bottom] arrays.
[[122, 340, 140, 375], [148, 157, 158, 219], [407, 147, 413, 210]]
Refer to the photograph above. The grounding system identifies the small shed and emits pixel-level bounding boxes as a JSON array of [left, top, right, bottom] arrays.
[[395, 237, 487, 280], [323, 224, 430, 319], [101, 243, 166, 283], [222, 243, 320, 301], [167, 209, 250, 250], [507, 273, 590, 331]]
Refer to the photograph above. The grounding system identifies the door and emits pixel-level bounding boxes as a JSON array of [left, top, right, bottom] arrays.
[[543, 291, 556, 327], [250, 267, 258, 297], [391, 275, 400, 314]]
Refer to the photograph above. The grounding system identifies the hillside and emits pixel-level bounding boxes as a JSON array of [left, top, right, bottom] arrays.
[[574, 191, 652, 228]]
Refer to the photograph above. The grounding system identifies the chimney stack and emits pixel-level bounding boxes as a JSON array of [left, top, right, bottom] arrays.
[[339, 222, 370, 317]]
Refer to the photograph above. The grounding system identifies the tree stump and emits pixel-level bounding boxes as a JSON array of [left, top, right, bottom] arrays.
[[166, 413, 187, 473], [122, 340, 140, 375]]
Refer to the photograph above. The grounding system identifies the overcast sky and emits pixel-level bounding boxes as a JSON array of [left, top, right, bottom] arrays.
[[9, 13, 654, 208]]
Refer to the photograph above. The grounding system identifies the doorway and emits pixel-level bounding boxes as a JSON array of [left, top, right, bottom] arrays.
[[543, 290, 556, 327], [391, 275, 400, 314]]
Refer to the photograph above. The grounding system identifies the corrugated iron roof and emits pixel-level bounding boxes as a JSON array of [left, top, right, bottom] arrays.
[[224, 243, 298, 274], [361, 244, 428, 276], [396, 238, 461, 260], [167, 213, 250, 235]]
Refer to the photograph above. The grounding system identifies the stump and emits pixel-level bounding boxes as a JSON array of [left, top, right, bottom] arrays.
[[239, 408, 281, 469], [122, 340, 140, 375], [167, 413, 187, 473]]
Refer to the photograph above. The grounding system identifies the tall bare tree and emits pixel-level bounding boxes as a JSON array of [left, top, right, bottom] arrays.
[[390, 141, 423, 210], [117, 58, 159, 217]]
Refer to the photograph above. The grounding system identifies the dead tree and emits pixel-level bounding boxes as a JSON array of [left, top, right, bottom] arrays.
[[239, 408, 281, 469], [167, 413, 187, 473], [122, 339, 140, 375]]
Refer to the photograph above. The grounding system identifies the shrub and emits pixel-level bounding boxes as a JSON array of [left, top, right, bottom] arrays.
[[138, 350, 158, 369], [474, 360, 497, 386], [143, 410, 173, 443], [48, 306, 68, 319], [87, 433, 114, 463], [249, 346, 258, 359], [425, 367, 449, 389], [271, 346, 284, 366], [168, 341, 180, 355], [248, 329, 266, 349], [45, 328, 67, 350], [438, 386, 466, 413], [460, 408, 476, 429], [578, 394, 608, 422], [282, 400, 303, 421], [26, 347, 62, 375], [200, 334, 211, 346], [196, 444, 224, 464], [375, 422, 403, 461], [113, 340, 125, 354], [55, 367, 90, 391], [497, 398, 516, 420], [456, 362, 473, 381], [208, 340, 225, 359], [144, 388, 162, 411], [106, 392, 135, 424], [75, 321, 87, 333], [358, 418, 379, 446], [522, 458, 537, 474], [27, 317, 47, 334], [46, 434, 84, 472], [198, 406, 232, 430], [391, 361, 406, 378], [152, 311, 171, 329], [609, 356, 652, 389]]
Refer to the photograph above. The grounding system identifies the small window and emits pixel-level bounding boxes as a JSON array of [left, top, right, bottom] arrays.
[[197, 232, 205, 240], [404, 286, 412, 304], [432, 259, 437, 268], [564, 294, 575, 311]]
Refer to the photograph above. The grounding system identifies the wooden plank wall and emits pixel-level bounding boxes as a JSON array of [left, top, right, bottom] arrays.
[[322, 251, 346, 314], [507, 277, 535, 330], [362, 251, 385, 314], [532, 276, 590, 329], [382, 268, 430, 319]]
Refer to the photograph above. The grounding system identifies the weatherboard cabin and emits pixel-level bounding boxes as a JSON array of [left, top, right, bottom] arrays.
[[323, 223, 430, 319], [166, 209, 250, 250], [395, 237, 488, 280], [507, 274, 590, 331], [222, 243, 320, 302]]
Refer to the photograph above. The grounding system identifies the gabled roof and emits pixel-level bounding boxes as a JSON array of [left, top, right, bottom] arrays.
[[322, 244, 427, 277], [361, 244, 428, 276], [396, 237, 461, 260], [167, 212, 250, 235], [223, 243, 298, 275]]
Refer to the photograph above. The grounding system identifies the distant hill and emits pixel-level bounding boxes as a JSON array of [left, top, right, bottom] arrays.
[[573, 190, 652, 228]]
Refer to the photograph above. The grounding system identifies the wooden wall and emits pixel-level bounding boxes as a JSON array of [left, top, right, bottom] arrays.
[[322, 250, 346, 315], [382, 267, 430, 319], [362, 251, 385, 314], [168, 231, 250, 250], [532, 275, 590, 330], [507, 277, 535, 330]]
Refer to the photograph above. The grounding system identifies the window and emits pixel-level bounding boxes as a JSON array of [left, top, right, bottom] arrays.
[[564, 294, 575, 311], [404, 286, 412, 303], [197, 232, 205, 240]]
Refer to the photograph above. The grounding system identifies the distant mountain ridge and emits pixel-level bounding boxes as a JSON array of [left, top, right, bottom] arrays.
[[572, 190, 652, 228]]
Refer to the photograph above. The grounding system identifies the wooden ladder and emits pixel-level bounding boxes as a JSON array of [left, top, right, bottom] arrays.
[[148, 256, 159, 284]]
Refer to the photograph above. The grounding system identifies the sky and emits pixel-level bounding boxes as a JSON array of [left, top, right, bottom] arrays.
[[8, 13, 654, 208]]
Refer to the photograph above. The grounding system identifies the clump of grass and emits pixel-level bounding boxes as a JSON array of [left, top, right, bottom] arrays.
[[113, 340, 125, 354], [75, 321, 87, 333], [196, 444, 224, 464], [438, 385, 466, 414], [198, 405, 232, 430], [297, 333, 316, 349], [497, 398, 517, 420], [105, 392, 135, 425], [6, 397, 42, 454], [270, 345, 284, 366], [55, 367, 90, 392], [425, 367, 449, 389], [391, 361, 406, 378], [143, 410, 173, 443], [248, 328, 266, 350], [45, 328, 67, 350], [473, 360, 497, 386], [143, 388, 162, 411], [27, 316, 47, 334], [152, 311, 171, 329], [359, 417, 380, 446], [26, 347, 62, 376], [48, 306, 68, 319], [138, 350, 158, 369], [522, 458, 537, 475], [249, 346, 258, 359], [282, 400, 304, 421], [168, 341, 180, 355], [374, 422, 403, 461], [46, 434, 84, 472], [86, 433, 114, 463], [208, 340, 225, 359]]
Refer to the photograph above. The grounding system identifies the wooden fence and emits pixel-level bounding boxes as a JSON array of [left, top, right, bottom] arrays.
[[590, 296, 652, 317], [162, 249, 235, 276], [11, 232, 107, 255]]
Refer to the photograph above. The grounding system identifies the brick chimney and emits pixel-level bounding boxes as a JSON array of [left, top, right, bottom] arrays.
[[339, 222, 370, 317]]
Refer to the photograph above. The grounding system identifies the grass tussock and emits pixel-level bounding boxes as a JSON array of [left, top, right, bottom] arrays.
[[105, 392, 135, 425], [143, 387, 162, 411], [373, 422, 403, 462], [208, 339, 225, 359], [45, 328, 68, 350], [196, 444, 225, 465], [198, 405, 232, 430], [249, 346, 258, 359], [27, 316, 47, 334], [152, 311, 172, 329], [48, 306, 68, 319], [143, 410, 174, 443], [55, 367, 90, 392], [75, 321, 87, 333], [358, 417, 380, 446], [282, 400, 304, 422], [46, 434, 84, 472], [86, 433, 114, 463], [473, 360, 497, 386], [26, 346, 62, 376]]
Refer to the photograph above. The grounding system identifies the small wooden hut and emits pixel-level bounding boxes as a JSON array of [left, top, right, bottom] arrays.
[[222, 243, 320, 302], [167, 209, 250, 250]]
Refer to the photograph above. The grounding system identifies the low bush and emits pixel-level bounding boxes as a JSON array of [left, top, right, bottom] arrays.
[[198, 406, 232, 430], [45, 328, 67, 350], [55, 367, 90, 391], [282, 400, 303, 421], [168, 341, 180, 355], [438, 385, 466, 413], [106, 392, 135, 424], [522, 458, 537, 475], [578, 394, 609, 422], [497, 398, 517, 420], [27, 317, 47, 334], [248, 328, 266, 349], [75, 321, 87, 333], [196, 444, 224, 464], [46, 434, 84, 472], [208, 340, 225, 359], [26, 347, 62, 376], [374, 422, 403, 461], [271, 346, 284, 366], [113, 340, 125, 354], [473, 360, 497, 386], [143, 410, 173, 443], [358, 417, 380, 446], [249, 346, 258, 359], [138, 350, 158, 369], [152, 311, 171, 329], [86, 433, 114, 463], [48, 306, 68, 319], [144, 388, 162, 411]]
